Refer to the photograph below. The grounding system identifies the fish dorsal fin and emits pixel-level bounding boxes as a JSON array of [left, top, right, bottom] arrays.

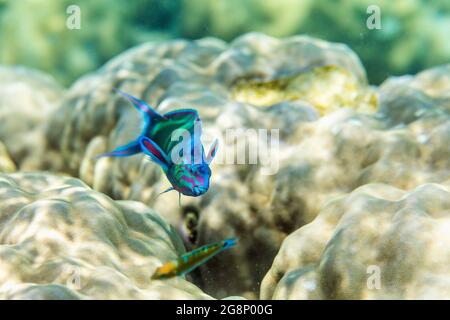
[[139, 136, 171, 171]]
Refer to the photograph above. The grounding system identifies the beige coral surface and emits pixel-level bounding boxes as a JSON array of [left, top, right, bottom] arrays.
[[261, 183, 450, 299], [0, 142, 16, 173], [0, 172, 212, 299], [0, 66, 64, 171]]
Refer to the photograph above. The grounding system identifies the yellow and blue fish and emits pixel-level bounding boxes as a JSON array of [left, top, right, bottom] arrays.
[[152, 238, 237, 280]]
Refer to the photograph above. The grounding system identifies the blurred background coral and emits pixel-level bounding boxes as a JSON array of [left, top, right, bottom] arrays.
[[1, 0, 449, 86]]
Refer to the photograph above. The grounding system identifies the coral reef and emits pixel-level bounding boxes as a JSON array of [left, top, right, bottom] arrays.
[[38, 33, 450, 298], [232, 65, 377, 115], [0, 66, 63, 171], [0, 172, 212, 299], [44, 33, 376, 298], [179, 0, 450, 83], [0, 32, 449, 299], [261, 183, 450, 299], [0, 141, 15, 173]]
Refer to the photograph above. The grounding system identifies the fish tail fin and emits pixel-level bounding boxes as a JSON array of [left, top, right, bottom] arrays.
[[94, 139, 141, 160], [113, 88, 163, 122]]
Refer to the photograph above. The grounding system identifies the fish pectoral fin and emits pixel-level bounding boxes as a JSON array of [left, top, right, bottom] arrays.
[[139, 136, 171, 171], [94, 139, 141, 160]]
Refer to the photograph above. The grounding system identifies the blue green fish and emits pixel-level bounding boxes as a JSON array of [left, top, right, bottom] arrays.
[[96, 89, 219, 198]]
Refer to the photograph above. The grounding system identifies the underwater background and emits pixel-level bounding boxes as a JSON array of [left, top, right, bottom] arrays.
[[0, 0, 449, 299], [1, 0, 450, 85]]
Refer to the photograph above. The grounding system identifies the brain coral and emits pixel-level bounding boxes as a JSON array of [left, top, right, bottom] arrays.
[[261, 182, 450, 299], [0, 66, 63, 171], [0, 172, 213, 299]]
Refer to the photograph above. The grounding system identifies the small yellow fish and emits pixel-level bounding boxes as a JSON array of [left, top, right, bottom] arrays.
[[152, 238, 237, 280]]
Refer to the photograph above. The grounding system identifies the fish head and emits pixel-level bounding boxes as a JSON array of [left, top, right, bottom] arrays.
[[168, 163, 211, 197]]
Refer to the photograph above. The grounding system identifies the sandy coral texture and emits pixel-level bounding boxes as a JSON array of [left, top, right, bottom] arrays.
[[0, 172, 211, 299]]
